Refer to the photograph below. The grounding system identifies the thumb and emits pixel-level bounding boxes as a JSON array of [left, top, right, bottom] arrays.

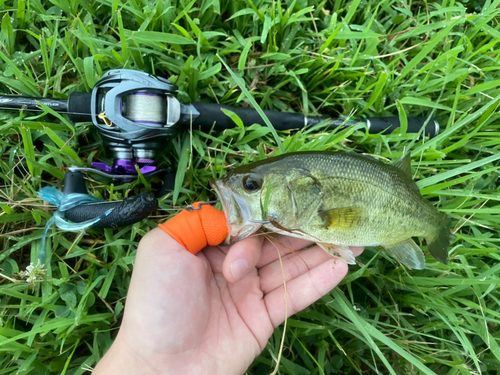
[[158, 203, 229, 254]]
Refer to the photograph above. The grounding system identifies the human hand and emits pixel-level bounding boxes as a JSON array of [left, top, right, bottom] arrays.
[[94, 227, 363, 375]]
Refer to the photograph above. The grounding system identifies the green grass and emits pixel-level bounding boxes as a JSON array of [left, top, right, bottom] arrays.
[[1, 0, 500, 373]]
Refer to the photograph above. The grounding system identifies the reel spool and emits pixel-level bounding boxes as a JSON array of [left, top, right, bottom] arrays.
[[123, 92, 167, 125], [91, 69, 180, 141]]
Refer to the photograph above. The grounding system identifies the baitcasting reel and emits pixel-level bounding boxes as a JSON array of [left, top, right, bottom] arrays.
[[83, 69, 199, 178]]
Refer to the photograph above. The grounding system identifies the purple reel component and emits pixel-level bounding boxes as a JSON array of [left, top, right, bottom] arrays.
[[91, 160, 157, 180]]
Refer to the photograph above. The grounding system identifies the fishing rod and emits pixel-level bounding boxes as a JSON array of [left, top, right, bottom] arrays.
[[1, 69, 439, 230], [2, 69, 439, 180]]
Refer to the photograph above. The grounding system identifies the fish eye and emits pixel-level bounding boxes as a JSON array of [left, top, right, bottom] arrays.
[[242, 174, 261, 192]]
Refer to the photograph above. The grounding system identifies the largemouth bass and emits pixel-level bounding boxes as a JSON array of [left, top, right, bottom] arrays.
[[211, 151, 451, 270]]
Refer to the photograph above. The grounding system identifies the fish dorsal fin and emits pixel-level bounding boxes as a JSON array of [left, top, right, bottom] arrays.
[[317, 243, 356, 265], [393, 154, 412, 177], [319, 207, 362, 230], [393, 154, 421, 193], [383, 239, 425, 270]]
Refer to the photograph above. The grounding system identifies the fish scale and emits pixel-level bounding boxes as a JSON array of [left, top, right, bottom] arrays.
[[211, 151, 452, 270]]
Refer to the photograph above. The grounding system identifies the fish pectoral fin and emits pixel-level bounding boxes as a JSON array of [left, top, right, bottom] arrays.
[[383, 239, 425, 270], [317, 243, 356, 265], [268, 218, 308, 236], [319, 207, 362, 230]]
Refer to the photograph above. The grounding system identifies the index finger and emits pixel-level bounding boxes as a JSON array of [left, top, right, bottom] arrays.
[[264, 257, 348, 327], [257, 235, 314, 268]]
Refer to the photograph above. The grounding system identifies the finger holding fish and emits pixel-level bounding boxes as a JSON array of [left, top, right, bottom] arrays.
[[220, 234, 364, 284], [259, 244, 364, 295], [264, 256, 349, 327], [257, 235, 315, 268], [221, 234, 310, 283], [221, 236, 264, 282]]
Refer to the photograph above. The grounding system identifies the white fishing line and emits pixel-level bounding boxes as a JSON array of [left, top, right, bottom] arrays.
[[265, 234, 288, 375], [124, 93, 167, 124]]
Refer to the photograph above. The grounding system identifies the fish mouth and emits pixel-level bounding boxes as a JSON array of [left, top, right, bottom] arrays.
[[210, 179, 232, 223], [210, 179, 262, 244]]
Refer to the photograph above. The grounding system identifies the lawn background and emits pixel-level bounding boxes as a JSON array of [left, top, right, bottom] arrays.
[[1, 0, 500, 374]]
